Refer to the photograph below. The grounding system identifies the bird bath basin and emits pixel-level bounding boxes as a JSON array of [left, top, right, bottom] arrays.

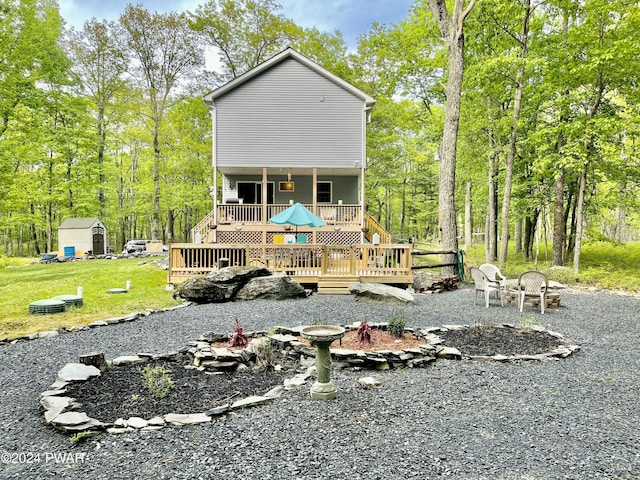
[[301, 325, 346, 400]]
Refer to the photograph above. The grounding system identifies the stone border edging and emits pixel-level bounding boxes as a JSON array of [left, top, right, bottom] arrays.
[[0, 302, 192, 346], [40, 323, 579, 435]]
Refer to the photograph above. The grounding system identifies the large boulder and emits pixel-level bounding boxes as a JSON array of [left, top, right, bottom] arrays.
[[175, 266, 306, 303], [348, 282, 414, 305], [235, 273, 306, 300]]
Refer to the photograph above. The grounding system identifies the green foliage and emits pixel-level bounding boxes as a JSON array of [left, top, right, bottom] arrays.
[[141, 364, 175, 399], [387, 309, 406, 338], [464, 241, 640, 293]]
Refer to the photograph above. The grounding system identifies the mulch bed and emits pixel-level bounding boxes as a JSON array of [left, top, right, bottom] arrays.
[[63, 327, 565, 424], [437, 327, 563, 356], [65, 358, 297, 422]]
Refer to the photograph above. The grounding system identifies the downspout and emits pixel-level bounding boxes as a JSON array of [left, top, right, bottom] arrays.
[[211, 104, 217, 243]]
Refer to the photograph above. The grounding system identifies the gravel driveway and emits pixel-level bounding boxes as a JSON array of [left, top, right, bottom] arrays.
[[1, 286, 639, 480]]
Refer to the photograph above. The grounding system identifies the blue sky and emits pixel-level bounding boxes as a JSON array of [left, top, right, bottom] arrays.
[[58, 0, 414, 49]]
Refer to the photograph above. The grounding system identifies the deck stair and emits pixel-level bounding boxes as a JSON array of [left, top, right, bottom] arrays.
[[316, 275, 359, 295]]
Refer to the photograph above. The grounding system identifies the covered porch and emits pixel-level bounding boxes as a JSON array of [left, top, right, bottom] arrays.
[[168, 243, 413, 294], [191, 166, 391, 247]]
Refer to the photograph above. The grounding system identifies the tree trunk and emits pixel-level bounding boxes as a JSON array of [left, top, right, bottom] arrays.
[[552, 168, 565, 266], [464, 181, 473, 249], [487, 152, 498, 262], [427, 0, 477, 275], [515, 217, 522, 253], [499, 0, 531, 269], [166, 208, 174, 244], [573, 162, 588, 275]]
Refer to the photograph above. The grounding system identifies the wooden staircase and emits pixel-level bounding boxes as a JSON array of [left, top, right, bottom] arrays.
[[317, 275, 360, 295]]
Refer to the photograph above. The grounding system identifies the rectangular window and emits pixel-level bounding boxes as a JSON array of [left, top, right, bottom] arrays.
[[317, 181, 332, 203]]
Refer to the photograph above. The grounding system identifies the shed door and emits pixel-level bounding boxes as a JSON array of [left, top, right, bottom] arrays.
[[92, 226, 105, 255]]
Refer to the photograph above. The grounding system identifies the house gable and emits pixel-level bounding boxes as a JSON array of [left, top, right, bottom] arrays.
[[204, 48, 375, 170]]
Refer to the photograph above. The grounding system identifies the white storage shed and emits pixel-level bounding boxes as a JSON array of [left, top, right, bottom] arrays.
[[58, 217, 108, 257]]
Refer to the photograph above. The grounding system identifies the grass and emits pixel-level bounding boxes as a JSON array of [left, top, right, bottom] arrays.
[[461, 240, 640, 293], [0, 257, 182, 340]]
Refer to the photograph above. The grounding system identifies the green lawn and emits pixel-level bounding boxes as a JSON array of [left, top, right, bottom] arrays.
[[462, 240, 640, 293], [0, 257, 181, 340]]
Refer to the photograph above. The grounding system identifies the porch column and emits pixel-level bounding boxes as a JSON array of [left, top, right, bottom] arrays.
[[312, 168, 318, 243], [211, 106, 217, 243], [262, 167, 268, 244]]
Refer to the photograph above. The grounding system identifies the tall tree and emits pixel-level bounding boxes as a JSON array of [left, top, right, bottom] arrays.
[[66, 19, 128, 218], [426, 0, 477, 274], [190, 0, 298, 84], [120, 5, 202, 241], [498, 0, 532, 268]]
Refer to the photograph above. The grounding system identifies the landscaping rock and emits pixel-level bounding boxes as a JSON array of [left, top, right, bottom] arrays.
[[348, 282, 415, 305], [175, 266, 305, 303], [57, 363, 101, 382]]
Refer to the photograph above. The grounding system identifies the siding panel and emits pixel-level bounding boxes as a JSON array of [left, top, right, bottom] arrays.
[[216, 59, 364, 169]]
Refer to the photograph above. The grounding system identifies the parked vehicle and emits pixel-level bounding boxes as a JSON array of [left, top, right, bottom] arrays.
[[123, 239, 147, 254]]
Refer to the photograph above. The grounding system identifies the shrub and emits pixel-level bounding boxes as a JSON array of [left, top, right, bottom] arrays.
[[253, 338, 279, 371], [387, 309, 406, 338], [357, 316, 372, 345], [141, 364, 174, 399], [228, 317, 248, 347], [470, 317, 494, 338]]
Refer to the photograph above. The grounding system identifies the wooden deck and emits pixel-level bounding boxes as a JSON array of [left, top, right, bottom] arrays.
[[168, 243, 413, 294]]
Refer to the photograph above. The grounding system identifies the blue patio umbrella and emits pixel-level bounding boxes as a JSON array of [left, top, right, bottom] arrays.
[[269, 203, 325, 229]]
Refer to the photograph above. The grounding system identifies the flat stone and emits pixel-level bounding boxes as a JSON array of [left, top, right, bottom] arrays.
[[284, 376, 307, 389], [267, 333, 298, 343], [211, 347, 243, 360], [112, 355, 144, 365], [147, 416, 165, 426], [199, 360, 238, 370], [231, 395, 272, 409], [49, 379, 69, 390], [88, 320, 109, 327], [164, 413, 211, 425], [126, 417, 148, 429], [358, 376, 382, 389], [38, 330, 59, 339], [331, 348, 367, 358], [436, 346, 462, 360], [41, 396, 73, 423], [57, 363, 101, 382], [349, 282, 414, 305], [264, 385, 284, 398], [51, 411, 92, 426], [40, 389, 68, 397], [206, 404, 230, 416], [59, 419, 104, 432]]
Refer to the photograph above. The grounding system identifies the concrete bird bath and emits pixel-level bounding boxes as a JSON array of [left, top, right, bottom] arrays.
[[300, 325, 346, 400]]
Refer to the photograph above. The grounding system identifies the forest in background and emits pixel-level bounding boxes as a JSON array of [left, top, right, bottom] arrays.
[[1, 0, 639, 273]]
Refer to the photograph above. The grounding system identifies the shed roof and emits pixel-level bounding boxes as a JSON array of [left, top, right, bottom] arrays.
[[59, 217, 101, 229], [203, 47, 375, 107]]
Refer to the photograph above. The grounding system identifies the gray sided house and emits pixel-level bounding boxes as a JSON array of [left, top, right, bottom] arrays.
[[194, 47, 389, 246], [171, 48, 413, 292], [58, 217, 107, 256]]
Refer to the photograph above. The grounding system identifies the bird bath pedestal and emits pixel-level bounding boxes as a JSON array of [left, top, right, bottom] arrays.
[[301, 325, 346, 400]]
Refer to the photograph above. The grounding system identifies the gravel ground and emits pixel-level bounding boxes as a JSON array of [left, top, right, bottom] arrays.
[[1, 285, 639, 480]]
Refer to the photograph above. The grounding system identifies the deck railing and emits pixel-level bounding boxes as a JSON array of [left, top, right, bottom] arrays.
[[191, 203, 364, 242], [168, 243, 413, 283]]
